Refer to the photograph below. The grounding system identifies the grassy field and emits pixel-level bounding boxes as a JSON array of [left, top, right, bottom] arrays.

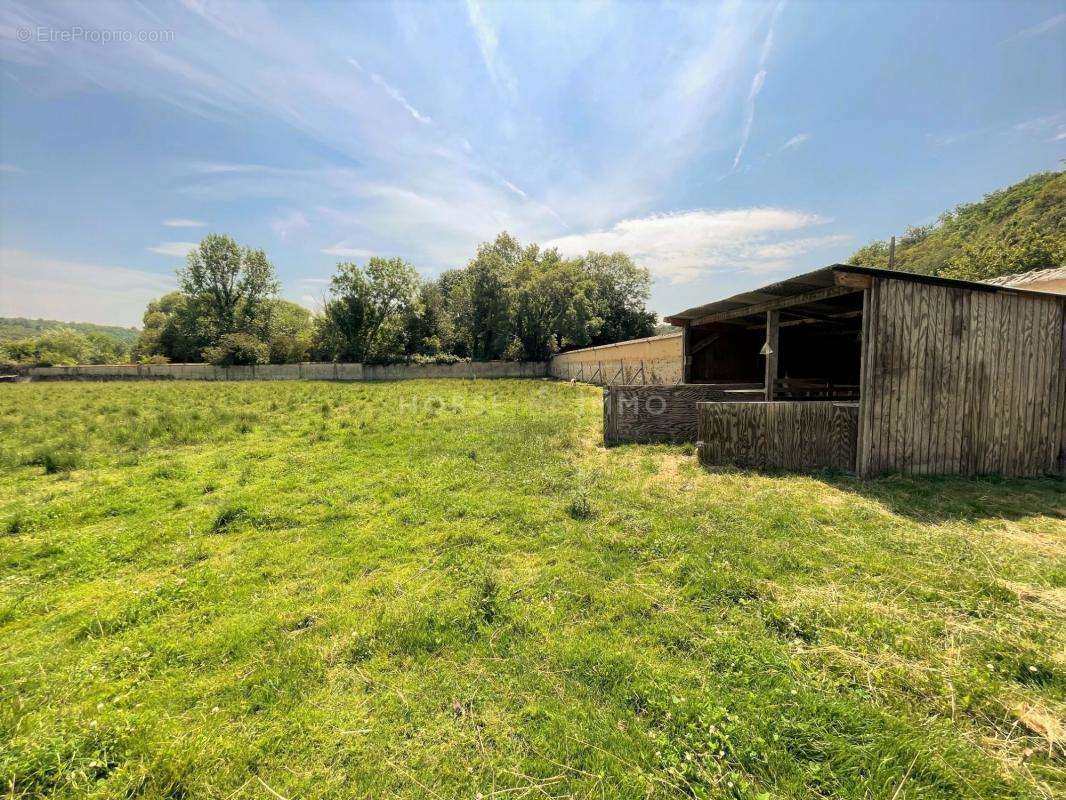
[[0, 380, 1063, 799]]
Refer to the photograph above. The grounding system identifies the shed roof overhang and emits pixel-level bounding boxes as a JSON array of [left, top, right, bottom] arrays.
[[664, 263, 1056, 327]]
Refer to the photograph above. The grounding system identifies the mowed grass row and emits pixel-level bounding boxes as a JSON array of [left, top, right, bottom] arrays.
[[0, 380, 1062, 799]]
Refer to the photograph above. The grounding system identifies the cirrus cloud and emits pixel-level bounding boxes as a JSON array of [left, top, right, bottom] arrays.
[[148, 241, 198, 258]]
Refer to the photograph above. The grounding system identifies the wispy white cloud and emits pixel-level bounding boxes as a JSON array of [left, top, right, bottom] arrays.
[[929, 110, 1066, 147], [1013, 111, 1066, 142], [148, 241, 198, 258], [779, 133, 810, 151], [0, 249, 173, 327], [465, 0, 515, 98], [321, 242, 375, 259], [370, 72, 432, 126], [271, 210, 310, 240], [0, 163, 24, 174], [0, 0, 822, 292], [162, 218, 206, 227], [731, 1, 785, 172], [1003, 12, 1066, 43], [544, 208, 840, 283], [348, 58, 432, 125]]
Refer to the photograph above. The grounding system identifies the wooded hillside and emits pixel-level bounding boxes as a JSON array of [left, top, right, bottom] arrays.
[[0, 317, 138, 345], [850, 170, 1065, 281]]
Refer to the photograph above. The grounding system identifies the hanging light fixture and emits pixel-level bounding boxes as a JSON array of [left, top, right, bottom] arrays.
[[760, 342, 774, 356]]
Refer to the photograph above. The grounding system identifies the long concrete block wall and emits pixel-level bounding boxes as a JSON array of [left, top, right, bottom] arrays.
[[27, 361, 548, 382], [362, 360, 548, 381], [549, 333, 682, 385]]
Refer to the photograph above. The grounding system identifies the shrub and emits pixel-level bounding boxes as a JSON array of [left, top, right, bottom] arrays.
[[26, 447, 82, 474], [567, 492, 594, 520], [362, 353, 469, 366], [202, 334, 269, 367], [211, 505, 250, 533]]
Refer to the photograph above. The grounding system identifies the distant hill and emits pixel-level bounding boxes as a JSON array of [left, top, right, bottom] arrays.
[[850, 171, 1065, 281], [0, 317, 139, 345]]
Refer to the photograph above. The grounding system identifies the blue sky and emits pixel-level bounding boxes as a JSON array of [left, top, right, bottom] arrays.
[[0, 0, 1063, 327]]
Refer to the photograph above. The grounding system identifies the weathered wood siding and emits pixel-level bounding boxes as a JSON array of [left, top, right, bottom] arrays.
[[603, 384, 762, 446], [858, 277, 1066, 477], [697, 402, 858, 471]]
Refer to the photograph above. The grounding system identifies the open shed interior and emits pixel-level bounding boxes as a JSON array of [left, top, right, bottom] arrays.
[[684, 279, 865, 401]]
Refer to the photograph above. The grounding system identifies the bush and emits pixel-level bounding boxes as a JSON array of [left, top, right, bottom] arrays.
[[26, 446, 82, 474], [202, 334, 269, 367], [362, 353, 469, 366]]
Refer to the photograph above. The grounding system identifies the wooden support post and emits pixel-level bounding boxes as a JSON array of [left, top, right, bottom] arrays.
[[764, 310, 779, 401], [682, 323, 692, 384]]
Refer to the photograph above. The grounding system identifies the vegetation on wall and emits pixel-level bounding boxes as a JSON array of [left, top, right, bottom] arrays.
[[849, 170, 1065, 281]]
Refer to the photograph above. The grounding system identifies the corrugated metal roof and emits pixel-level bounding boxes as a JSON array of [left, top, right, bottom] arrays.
[[983, 266, 1066, 289], [665, 263, 1060, 325]]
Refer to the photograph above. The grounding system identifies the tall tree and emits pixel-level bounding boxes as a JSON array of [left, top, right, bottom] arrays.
[[581, 251, 656, 345], [177, 234, 279, 339], [320, 257, 420, 361], [133, 291, 210, 363], [404, 280, 454, 356], [264, 299, 315, 363], [463, 234, 520, 359]]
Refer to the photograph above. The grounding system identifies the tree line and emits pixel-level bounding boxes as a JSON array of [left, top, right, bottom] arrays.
[[130, 231, 656, 366]]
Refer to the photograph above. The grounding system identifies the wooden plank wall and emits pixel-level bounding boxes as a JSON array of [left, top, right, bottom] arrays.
[[603, 384, 762, 446], [857, 277, 1066, 477], [697, 401, 858, 471]]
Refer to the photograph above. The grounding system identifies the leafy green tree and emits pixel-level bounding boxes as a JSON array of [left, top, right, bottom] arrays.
[[581, 251, 656, 346], [941, 225, 1066, 281], [435, 268, 472, 358], [318, 257, 420, 361], [35, 328, 92, 364], [849, 240, 891, 268], [177, 234, 279, 339], [84, 333, 130, 364], [0, 327, 129, 366], [202, 333, 270, 366], [463, 235, 518, 359], [264, 299, 314, 363], [133, 292, 210, 363], [404, 280, 454, 356], [509, 247, 597, 360]]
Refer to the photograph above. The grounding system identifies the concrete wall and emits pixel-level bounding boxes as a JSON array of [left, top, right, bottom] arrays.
[[549, 333, 682, 385], [362, 360, 547, 381], [28, 361, 547, 382]]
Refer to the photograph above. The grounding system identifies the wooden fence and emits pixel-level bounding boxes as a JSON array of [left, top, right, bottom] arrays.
[[697, 401, 859, 471], [603, 384, 763, 446]]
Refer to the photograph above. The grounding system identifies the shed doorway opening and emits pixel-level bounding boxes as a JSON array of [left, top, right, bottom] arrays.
[[686, 290, 864, 401]]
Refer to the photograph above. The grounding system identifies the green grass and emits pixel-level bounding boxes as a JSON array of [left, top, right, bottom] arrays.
[[0, 380, 1063, 799]]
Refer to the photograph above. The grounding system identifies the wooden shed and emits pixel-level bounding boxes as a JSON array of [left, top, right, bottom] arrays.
[[645, 264, 1065, 478]]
